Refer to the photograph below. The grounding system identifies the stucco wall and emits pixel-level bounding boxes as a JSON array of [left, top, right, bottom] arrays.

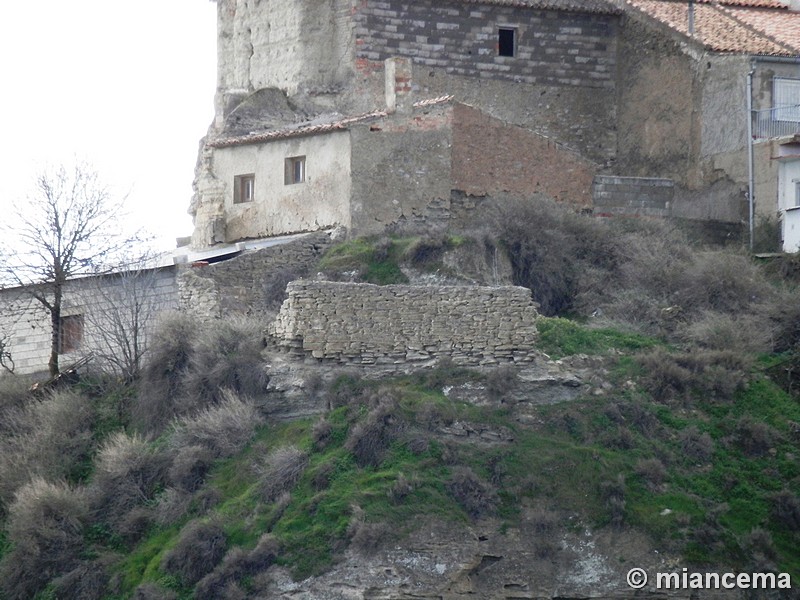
[[349, 105, 453, 236], [213, 131, 352, 242], [269, 280, 539, 365], [452, 103, 597, 207], [0, 268, 178, 376]]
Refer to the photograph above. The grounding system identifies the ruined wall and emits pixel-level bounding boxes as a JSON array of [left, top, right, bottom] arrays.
[[269, 280, 539, 366], [178, 231, 333, 319], [351, 0, 619, 163], [212, 131, 352, 242], [349, 104, 453, 236], [452, 104, 597, 207], [0, 268, 178, 376]]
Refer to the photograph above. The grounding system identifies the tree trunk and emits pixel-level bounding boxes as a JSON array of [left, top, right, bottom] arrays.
[[48, 283, 63, 377]]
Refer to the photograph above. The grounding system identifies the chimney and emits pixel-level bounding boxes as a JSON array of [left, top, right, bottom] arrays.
[[385, 57, 414, 114]]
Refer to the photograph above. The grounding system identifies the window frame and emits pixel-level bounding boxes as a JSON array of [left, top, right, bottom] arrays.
[[58, 314, 84, 354], [233, 174, 255, 204], [773, 77, 800, 123], [285, 156, 306, 185], [498, 27, 517, 58]]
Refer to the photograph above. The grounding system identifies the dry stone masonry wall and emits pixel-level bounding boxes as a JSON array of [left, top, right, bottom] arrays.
[[269, 281, 539, 365]]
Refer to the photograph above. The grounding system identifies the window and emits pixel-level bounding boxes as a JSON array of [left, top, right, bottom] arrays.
[[774, 78, 800, 122], [285, 156, 306, 185], [58, 314, 84, 354], [234, 174, 255, 204], [795, 180, 800, 208], [498, 27, 516, 57]]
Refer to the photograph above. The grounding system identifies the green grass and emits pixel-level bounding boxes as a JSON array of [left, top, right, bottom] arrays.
[[317, 237, 409, 285], [536, 317, 659, 359]]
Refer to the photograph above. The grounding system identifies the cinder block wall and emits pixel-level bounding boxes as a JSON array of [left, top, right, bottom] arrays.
[[269, 281, 539, 365], [592, 175, 674, 217]]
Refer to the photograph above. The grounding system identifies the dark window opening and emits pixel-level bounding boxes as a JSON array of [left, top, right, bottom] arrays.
[[58, 315, 84, 354], [498, 28, 516, 57], [285, 156, 306, 185], [234, 174, 255, 204]]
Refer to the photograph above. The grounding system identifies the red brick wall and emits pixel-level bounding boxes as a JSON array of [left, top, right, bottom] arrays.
[[451, 103, 597, 207]]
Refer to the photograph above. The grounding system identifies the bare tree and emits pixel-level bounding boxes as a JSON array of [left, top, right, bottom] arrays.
[[1, 162, 140, 376], [86, 254, 173, 382]]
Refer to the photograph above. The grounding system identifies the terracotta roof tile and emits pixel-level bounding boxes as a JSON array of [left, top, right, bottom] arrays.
[[458, 0, 622, 14], [626, 0, 800, 55], [209, 96, 454, 148]]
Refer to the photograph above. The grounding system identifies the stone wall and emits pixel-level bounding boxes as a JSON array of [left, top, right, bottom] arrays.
[[178, 231, 333, 319], [592, 175, 674, 217], [269, 281, 539, 365]]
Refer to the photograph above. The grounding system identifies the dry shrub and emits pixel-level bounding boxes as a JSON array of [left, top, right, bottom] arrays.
[[600, 475, 626, 527], [194, 534, 279, 597], [168, 444, 216, 492], [134, 311, 197, 433], [0, 389, 94, 509], [445, 466, 498, 519], [0, 375, 30, 426], [679, 426, 715, 463], [161, 519, 227, 587], [735, 418, 776, 457], [634, 458, 667, 490], [312, 417, 333, 451], [388, 473, 416, 503], [171, 390, 264, 459], [0, 478, 88, 599], [681, 310, 773, 354], [134, 315, 268, 435], [745, 527, 778, 571], [528, 507, 560, 558], [262, 266, 303, 311], [52, 556, 114, 600], [770, 489, 800, 531], [345, 398, 402, 467], [312, 461, 335, 491], [347, 505, 391, 554], [89, 432, 167, 526], [485, 365, 518, 402], [637, 348, 749, 404], [154, 487, 193, 527], [185, 316, 269, 406], [133, 583, 178, 600], [256, 445, 309, 502]]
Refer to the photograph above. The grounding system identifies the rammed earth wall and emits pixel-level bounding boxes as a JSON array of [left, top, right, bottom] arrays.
[[268, 281, 539, 365]]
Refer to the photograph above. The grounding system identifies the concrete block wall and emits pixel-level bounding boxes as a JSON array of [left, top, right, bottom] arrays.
[[354, 0, 617, 89], [592, 175, 674, 217], [269, 280, 539, 366]]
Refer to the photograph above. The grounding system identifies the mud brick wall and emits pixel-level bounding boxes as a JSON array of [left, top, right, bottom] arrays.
[[592, 175, 674, 217], [269, 281, 539, 365]]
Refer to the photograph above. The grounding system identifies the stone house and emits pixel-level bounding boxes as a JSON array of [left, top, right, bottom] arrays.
[[190, 0, 800, 250]]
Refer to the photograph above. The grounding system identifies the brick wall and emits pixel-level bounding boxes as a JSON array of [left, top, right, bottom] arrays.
[[354, 0, 617, 89], [592, 175, 674, 217], [269, 280, 539, 366], [452, 103, 597, 207]]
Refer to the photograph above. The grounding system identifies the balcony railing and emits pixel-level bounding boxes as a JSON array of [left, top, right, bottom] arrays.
[[752, 105, 800, 141]]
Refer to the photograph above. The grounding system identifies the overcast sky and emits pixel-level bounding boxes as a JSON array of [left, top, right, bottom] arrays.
[[0, 1, 218, 250]]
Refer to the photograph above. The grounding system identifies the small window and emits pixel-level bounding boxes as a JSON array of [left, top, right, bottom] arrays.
[[795, 180, 800, 208], [285, 156, 306, 185], [58, 315, 84, 354], [498, 27, 516, 57], [774, 78, 800, 122], [234, 174, 255, 204]]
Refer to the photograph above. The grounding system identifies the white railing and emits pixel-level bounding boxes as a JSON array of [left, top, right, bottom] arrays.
[[752, 105, 800, 140]]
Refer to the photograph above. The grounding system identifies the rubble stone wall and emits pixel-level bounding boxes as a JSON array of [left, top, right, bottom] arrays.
[[269, 281, 539, 365]]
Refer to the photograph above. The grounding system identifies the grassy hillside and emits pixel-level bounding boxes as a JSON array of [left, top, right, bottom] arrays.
[[1, 199, 799, 598]]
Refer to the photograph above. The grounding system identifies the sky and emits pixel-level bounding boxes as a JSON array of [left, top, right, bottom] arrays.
[[0, 1, 218, 251]]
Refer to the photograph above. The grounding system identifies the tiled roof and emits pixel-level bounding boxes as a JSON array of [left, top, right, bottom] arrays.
[[457, 0, 622, 14], [626, 0, 800, 56], [209, 96, 454, 148]]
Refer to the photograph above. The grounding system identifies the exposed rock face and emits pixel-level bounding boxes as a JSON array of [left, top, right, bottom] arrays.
[[268, 281, 540, 366]]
